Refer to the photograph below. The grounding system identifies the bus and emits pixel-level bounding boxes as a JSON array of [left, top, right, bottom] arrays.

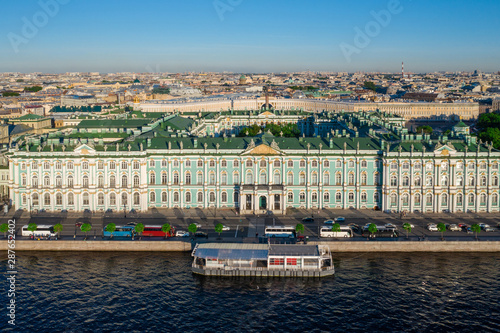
[[103, 225, 135, 238], [142, 225, 176, 237], [21, 225, 58, 237], [361, 225, 398, 238], [320, 226, 353, 238], [264, 226, 296, 238]]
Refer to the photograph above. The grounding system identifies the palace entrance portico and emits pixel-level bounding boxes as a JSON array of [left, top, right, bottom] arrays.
[[239, 185, 285, 215]]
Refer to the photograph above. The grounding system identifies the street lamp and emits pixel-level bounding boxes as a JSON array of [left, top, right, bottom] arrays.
[[124, 203, 126, 218]]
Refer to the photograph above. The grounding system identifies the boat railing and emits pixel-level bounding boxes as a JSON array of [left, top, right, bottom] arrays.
[[192, 263, 333, 272]]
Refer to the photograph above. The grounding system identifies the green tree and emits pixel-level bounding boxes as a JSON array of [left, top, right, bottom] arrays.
[[363, 81, 377, 91], [53, 223, 63, 240], [0, 223, 8, 238], [215, 223, 223, 238], [332, 223, 341, 233], [368, 223, 378, 238], [416, 125, 433, 134], [471, 224, 481, 241], [28, 223, 37, 236], [403, 223, 412, 239], [2, 92, 19, 97], [161, 223, 171, 239], [81, 223, 92, 240], [478, 127, 500, 149], [295, 223, 305, 236], [24, 86, 43, 92], [105, 223, 116, 238], [437, 222, 446, 240], [188, 223, 198, 236], [135, 223, 144, 240]]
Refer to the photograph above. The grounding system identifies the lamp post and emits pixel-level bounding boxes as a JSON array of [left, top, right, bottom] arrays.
[[124, 203, 126, 218]]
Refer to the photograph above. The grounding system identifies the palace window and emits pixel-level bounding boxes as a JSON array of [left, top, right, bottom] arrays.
[[133, 175, 140, 188], [300, 160, 306, 168], [221, 173, 227, 185], [273, 172, 280, 185], [299, 192, 305, 202], [109, 193, 116, 206], [414, 193, 421, 205], [98, 193, 104, 206], [390, 176, 397, 187], [324, 192, 330, 202], [44, 176, 50, 187], [233, 160, 239, 168], [336, 160, 342, 168], [186, 173, 192, 185], [361, 173, 367, 186], [185, 159, 191, 167], [56, 193, 63, 206], [83, 192, 89, 206], [97, 161, 103, 170], [134, 161, 140, 170], [288, 160, 293, 168], [109, 162, 115, 170], [197, 192, 203, 203], [260, 160, 267, 168], [209, 172, 215, 185], [173, 192, 179, 202], [162, 173, 168, 185], [198, 159, 203, 167], [221, 192, 227, 203], [402, 176, 409, 186], [150, 191, 156, 203], [361, 160, 367, 168], [311, 173, 318, 185], [173, 173, 179, 185], [348, 160, 354, 168], [299, 173, 305, 186], [336, 173, 342, 185], [246, 159, 253, 167], [44, 162, 50, 170], [121, 175, 128, 188], [162, 192, 168, 202], [221, 160, 227, 168], [56, 161, 62, 170], [121, 162, 128, 170], [209, 160, 215, 167], [173, 160, 179, 168], [311, 160, 318, 168], [323, 172, 329, 186], [312, 192, 318, 202], [209, 192, 215, 202], [288, 192, 293, 202], [274, 160, 280, 168], [323, 160, 329, 168], [150, 173, 156, 185], [361, 192, 367, 202], [336, 192, 341, 202]]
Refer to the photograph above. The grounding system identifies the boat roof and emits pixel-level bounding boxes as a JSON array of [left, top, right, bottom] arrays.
[[269, 245, 319, 257], [193, 243, 321, 260]]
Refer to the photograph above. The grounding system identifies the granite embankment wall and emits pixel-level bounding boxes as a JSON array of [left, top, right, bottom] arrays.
[[310, 241, 500, 252], [0, 240, 192, 252]]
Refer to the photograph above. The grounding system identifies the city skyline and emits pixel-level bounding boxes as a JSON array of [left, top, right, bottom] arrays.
[[1, 0, 499, 73]]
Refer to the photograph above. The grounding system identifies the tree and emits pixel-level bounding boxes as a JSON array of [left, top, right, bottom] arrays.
[[403, 223, 412, 239], [437, 222, 446, 240], [332, 223, 341, 233], [81, 223, 92, 240], [27, 223, 37, 237], [53, 223, 63, 240], [188, 223, 198, 236], [135, 223, 144, 240], [0, 223, 8, 238], [215, 223, 223, 238], [363, 81, 377, 91], [416, 125, 433, 134], [24, 86, 43, 92], [161, 223, 171, 239], [105, 223, 116, 238], [2, 92, 20, 97], [471, 224, 481, 241], [295, 223, 304, 236], [368, 223, 377, 239]]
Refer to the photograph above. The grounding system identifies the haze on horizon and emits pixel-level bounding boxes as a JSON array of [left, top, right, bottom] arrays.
[[1, 0, 499, 74]]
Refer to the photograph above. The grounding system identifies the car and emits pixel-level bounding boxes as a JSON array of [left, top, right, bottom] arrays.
[[83, 209, 91, 214], [105, 209, 113, 213], [479, 223, 490, 230], [402, 223, 415, 228], [465, 227, 473, 234], [194, 231, 208, 238], [75, 221, 92, 228], [296, 235, 306, 243], [484, 227, 495, 232], [458, 223, 468, 228], [221, 225, 230, 231], [126, 222, 137, 226], [348, 223, 360, 232], [427, 224, 438, 232], [175, 230, 189, 237], [447, 224, 461, 231], [334, 217, 345, 222], [324, 219, 335, 225], [302, 217, 314, 223], [385, 223, 397, 229]]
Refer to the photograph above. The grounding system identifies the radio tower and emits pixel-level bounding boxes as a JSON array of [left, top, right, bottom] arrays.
[[401, 61, 404, 79]]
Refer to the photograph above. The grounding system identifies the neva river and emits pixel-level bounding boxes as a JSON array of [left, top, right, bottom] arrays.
[[1, 251, 499, 332]]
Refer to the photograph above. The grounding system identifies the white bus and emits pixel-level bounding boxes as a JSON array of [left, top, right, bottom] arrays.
[[320, 226, 353, 238], [264, 226, 296, 238], [21, 225, 58, 237]]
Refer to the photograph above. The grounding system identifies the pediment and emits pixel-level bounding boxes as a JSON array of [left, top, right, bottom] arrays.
[[74, 143, 96, 155], [434, 143, 456, 157], [258, 111, 276, 117], [242, 144, 282, 156]]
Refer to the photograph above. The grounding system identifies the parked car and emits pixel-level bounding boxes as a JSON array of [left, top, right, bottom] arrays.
[[484, 227, 495, 232], [194, 231, 208, 238], [221, 225, 230, 231], [334, 217, 345, 222], [427, 224, 438, 232], [465, 227, 473, 234], [302, 217, 314, 223], [193, 222, 202, 228], [458, 223, 468, 228], [385, 223, 397, 229], [447, 224, 461, 231], [175, 230, 189, 237], [402, 223, 415, 228], [479, 223, 490, 230], [324, 219, 335, 225], [348, 223, 360, 232]]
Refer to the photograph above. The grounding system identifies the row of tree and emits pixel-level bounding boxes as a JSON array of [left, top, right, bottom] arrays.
[[237, 123, 300, 138]]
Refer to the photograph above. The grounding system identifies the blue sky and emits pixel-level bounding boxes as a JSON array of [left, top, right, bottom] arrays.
[[0, 0, 499, 73]]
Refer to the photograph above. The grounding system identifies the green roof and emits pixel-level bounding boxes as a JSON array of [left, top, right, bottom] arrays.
[[454, 121, 469, 128], [13, 114, 45, 121], [77, 119, 152, 128], [162, 115, 194, 131]]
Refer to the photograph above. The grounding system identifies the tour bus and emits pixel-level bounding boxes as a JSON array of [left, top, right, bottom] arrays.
[[142, 225, 176, 237], [320, 226, 353, 238], [21, 225, 58, 237], [361, 225, 398, 238], [264, 226, 296, 238], [103, 225, 135, 238]]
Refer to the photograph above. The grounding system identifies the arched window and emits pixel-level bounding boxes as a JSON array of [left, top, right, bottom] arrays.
[[402, 194, 409, 205], [426, 176, 433, 186], [259, 172, 267, 184], [361, 192, 367, 202], [299, 192, 305, 202], [260, 159, 267, 168], [402, 176, 409, 186], [480, 193, 487, 205], [492, 193, 498, 206], [133, 192, 140, 205], [44, 193, 51, 206], [221, 192, 227, 203], [43, 162, 50, 170], [150, 160, 156, 168], [481, 176, 487, 186], [173, 173, 179, 185], [374, 172, 380, 186], [97, 161, 103, 170], [21, 174, 26, 186], [133, 161, 140, 170], [221, 173, 227, 185], [233, 172, 240, 185], [121, 175, 128, 188], [288, 192, 293, 202], [246, 172, 253, 184], [336, 160, 342, 168], [390, 193, 397, 206], [361, 160, 367, 168], [402, 162, 409, 170], [414, 193, 421, 205], [348, 192, 354, 202], [336, 192, 342, 202], [426, 193, 433, 205], [186, 191, 191, 203], [67, 193, 74, 205], [324, 191, 330, 202], [108, 161, 114, 170], [197, 159, 203, 167], [468, 176, 475, 186], [390, 176, 397, 187], [173, 192, 179, 202], [56, 161, 62, 170], [414, 176, 421, 186], [173, 160, 180, 167], [288, 160, 294, 168], [109, 193, 116, 206], [468, 193, 475, 205], [209, 172, 215, 185], [361, 173, 367, 186], [32, 176, 38, 187], [82, 161, 89, 170], [162, 192, 167, 202], [150, 191, 156, 203], [133, 175, 140, 187], [493, 176, 499, 186], [109, 175, 115, 188], [300, 160, 306, 168], [185, 172, 191, 185], [273, 172, 280, 185], [197, 192, 203, 203], [299, 173, 305, 186], [391, 162, 398, 170], [150, 173, 156, 185], [44, 175, 50, 187], [246, 159, 253, 167], [98, 175, 104, 188], [274, 160, 280, 167], [312, 160, 318, 168], [162, 173, 168, 185], [82, 192, 89, 206], [56, 175, 62, 188], [98, 192, 104, 206], [336, 173, 342, 185], [56, 193, 62, 205], [324, 160, 330, 168], [442, 193, 448, 206], [32, 161, 38, 169], [312, 192, 318, 202], [185, 159, 191, 167], [442, 176, 448, 186], [287, 172, 293, 185], [121, 192, 128, 206], [233, 160, 239, 168], [121, 162, 128, 170], [209, 160, 215, 167], [457, 176, 463, 186], [209, 192, 215, 202], [457, 193, 463, 205], [311, 173, 318, 185], [82, 176, 88, 188], [32, 193, 39, 206]]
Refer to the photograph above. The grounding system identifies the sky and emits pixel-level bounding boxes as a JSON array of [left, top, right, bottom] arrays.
[[0, 0, 499, 73]]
